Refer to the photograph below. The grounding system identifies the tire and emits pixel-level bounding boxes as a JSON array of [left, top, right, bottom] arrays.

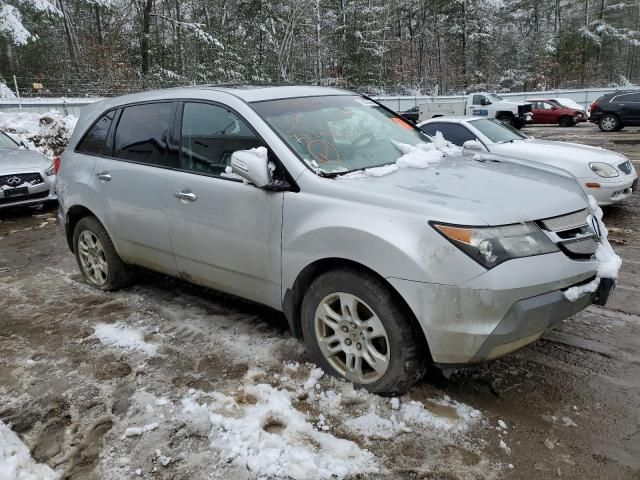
[[497, 115, 515, 127], [73, 216, 133, 291], [599, 114, 621, 132], [558, 116, 574, 128], [301, 268, 426, 394]]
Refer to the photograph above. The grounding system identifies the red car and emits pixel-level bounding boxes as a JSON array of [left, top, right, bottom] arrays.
[[527, 99, 587, 127]]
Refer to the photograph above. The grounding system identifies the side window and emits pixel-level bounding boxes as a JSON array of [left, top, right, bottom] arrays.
[[113, 102, 176, 167], [179, 102, 263, 176], [420, 123, 477, 146], [626, 93, 640, 102], [77, 110, 115, 155], [472, 95, 483, 105]]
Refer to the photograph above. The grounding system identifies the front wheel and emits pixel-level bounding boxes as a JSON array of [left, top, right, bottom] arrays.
[[73, 216, 133, 290], [497, 115, 515, 127], [301, 268, 426, 394], [599, 114, 621, 132], [558, 116, 574, 128]]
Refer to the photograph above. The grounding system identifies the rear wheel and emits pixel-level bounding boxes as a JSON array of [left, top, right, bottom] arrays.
[[558, 116, 574, 128], [599, 114, 621, 132], [301, 268, 426, 394], [73, 216, 133, 290], [497, 114, 515, 127]]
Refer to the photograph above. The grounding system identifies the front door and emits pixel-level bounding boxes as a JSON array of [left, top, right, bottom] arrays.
[[91, 101, 178, 275], [165, 101, 283, 308]]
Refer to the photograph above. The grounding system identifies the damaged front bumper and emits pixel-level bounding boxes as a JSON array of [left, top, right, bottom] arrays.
[[388, 251, 601, 366]]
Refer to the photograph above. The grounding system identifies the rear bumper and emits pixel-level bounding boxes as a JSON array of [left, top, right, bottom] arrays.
[[388, 252, 598, 365]]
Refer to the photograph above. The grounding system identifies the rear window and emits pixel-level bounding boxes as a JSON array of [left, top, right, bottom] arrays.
[[113, 102, 176, 167], [76, 110, 115, 155]]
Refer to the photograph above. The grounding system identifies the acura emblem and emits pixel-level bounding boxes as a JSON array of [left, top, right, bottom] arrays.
[[6, 176, 22, 187]]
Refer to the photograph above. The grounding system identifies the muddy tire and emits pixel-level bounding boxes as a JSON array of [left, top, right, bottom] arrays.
[[558, 116, 574, 128], [599, 114, 621, 132], [73, 216, 133, 291], [301, 268, 426, 395]]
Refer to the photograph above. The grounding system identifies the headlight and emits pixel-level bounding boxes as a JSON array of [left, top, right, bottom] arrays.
[[432, 222, 558, 269], [589, 162, 619, 178], [45, 163, 55, 176]]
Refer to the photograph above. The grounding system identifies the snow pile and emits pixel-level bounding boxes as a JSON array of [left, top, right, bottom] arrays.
[[0, 82, 17, 99], [0, 110, 77, 158], [94, 323, 158, 356], [0, 420, 61, 480], [180, 383, 379, 479], [564, 195, 622, 301]]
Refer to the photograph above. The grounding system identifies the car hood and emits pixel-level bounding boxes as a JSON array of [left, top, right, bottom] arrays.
[[331, 153, 587, 226], [489, 139, 628, 171], [0, 149, 51, 174]]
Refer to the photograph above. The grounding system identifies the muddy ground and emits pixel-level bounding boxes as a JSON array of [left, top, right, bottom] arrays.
[[1, 122, 639, 479]]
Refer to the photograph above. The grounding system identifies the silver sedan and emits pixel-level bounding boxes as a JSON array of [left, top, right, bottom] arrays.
[[0, 131, 57, 209]]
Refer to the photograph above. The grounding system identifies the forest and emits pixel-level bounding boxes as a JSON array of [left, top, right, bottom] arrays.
[[1, 0, 640, 97]]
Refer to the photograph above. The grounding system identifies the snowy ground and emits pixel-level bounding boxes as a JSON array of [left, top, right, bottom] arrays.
[[0, 122, 640, 479]]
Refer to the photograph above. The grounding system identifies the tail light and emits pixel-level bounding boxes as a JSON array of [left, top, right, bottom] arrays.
[[590, 101, 598, 113], [53, 156, 61, 174]]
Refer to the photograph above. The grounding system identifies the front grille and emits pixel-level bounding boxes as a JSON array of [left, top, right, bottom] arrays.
[[538, 209, 588, 232], [0, 190, 49, 205], [619, 161, 632, 175], [519, 104, 532, 116], [537, 209, 598, 260], [0, 172, 44, 188]]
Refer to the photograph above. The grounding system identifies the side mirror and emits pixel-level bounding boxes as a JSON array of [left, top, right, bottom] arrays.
[[19, 141, 27, 149], [463, 140, 484, 151], [230, 147, 270, 187], [480, 99, 491, 106]]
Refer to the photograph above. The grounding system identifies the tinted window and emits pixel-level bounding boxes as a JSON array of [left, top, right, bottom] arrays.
[[179, 102, 263, 176], [471, 118, 527, 143], [77, 110, 115, 155], [626, 93, 640, 102], [113, 102, 175, 167], [420, 123, 477, 146]]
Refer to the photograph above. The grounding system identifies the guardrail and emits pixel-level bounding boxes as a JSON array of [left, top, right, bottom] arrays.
[[0, 87, 634, 116]]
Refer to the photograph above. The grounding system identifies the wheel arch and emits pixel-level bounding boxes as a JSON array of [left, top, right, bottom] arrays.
[[65, 205, 98, 253], [282, 257, 431, 359]]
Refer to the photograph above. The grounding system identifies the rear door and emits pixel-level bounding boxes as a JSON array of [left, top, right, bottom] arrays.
[[91, 101, 179, 275], [619, 93, 640, 123], [165, 101, 284, 308]]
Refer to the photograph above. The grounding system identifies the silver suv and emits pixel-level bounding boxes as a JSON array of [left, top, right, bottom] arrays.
[[58, 86, 610, 393]]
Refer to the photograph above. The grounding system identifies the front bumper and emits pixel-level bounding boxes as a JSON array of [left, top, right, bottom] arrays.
[[0, 175, 57, 209], [388, 251, 598, 365], [582, 175, 638, 205]]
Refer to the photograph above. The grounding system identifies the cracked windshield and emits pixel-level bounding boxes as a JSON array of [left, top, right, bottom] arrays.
[[252, 95, 431, 174]]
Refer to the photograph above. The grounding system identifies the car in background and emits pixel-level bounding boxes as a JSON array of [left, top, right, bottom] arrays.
[[399, 105, 419, 123], [0, 131, 58, 209], [527, 99, 587, 127], [418, 116, 637, 205], [58, 86, 609, 394], [589, 90, 640, 132]]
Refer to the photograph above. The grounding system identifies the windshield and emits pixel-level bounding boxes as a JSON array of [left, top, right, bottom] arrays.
[[489, 93, 504, 102], [251, 95, 431, 175], [0, 131, 19, 149], [471, 118, 528, 144]]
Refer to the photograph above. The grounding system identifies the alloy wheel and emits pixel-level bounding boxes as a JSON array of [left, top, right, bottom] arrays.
[[78, 230, 109, 286], [314, 292, 390, 384], [601, 116, 616, 131]]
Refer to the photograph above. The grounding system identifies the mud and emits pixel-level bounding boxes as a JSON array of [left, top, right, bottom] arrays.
[[1, 122, 639, 479]]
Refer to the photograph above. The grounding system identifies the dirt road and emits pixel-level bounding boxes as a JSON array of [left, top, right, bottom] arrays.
[[1, 122, 639, 479]]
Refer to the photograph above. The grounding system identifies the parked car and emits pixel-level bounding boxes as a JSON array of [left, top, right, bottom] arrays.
[[527, 99, 586, 127], [58, 86, 610, 394], [589, 90, 640, 131], [399, 105, 419, 123], [418, 116, 637, 205], [0, 131, 58, 209], [418, 92, 532, 128]]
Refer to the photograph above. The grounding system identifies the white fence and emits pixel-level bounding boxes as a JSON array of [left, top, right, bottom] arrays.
[[0, 87, 633, 116]]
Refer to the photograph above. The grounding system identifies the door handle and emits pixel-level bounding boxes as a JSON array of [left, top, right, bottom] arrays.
[[96, 171, 112, 182], [172, 190, 198, 202]]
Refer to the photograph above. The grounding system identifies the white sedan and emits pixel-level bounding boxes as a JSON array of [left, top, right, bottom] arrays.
[[418, 117, 637, 206]]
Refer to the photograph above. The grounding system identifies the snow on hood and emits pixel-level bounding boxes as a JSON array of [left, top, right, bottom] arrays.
[[334, 151, 587, 225], [564, 195, 622, 301]]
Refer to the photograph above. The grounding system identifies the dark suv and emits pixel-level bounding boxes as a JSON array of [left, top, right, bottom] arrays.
[[590, 90, 640, 132]]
